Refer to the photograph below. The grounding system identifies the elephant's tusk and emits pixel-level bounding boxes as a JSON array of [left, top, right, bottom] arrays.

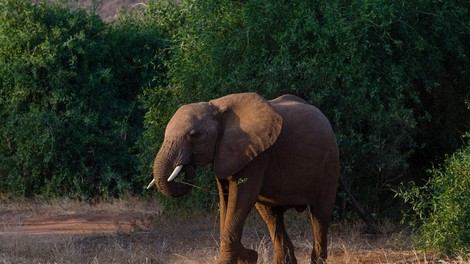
[[146, 179, 156, 189], [168, 165, 183, 182]]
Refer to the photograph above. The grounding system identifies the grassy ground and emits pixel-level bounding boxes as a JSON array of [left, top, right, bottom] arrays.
[[1, 198, 467, 263]]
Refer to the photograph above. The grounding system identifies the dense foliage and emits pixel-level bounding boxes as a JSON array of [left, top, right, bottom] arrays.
[[0, 0, 166, 198], [0, 0, 469, 226], [398, 134, 470, 258], [141, 0, 470, 216]]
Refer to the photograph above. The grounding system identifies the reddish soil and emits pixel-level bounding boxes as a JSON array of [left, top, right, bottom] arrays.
[[0, 199, 156, 236], [0, 200, 454, 263], [2, 211, 139, 235]]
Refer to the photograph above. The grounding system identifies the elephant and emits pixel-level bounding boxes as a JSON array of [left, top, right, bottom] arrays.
[[146, 92, 339, 264]]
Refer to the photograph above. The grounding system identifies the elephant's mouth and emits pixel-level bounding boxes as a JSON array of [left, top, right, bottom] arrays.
[[168, 164, 196, 183], [146, 164, 195, 192]]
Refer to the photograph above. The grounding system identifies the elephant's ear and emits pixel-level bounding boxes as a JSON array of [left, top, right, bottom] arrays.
[[209, 92, 282, 179]]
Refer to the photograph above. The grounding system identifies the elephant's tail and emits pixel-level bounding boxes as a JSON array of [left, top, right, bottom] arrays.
[[338, 177, 383, 234]]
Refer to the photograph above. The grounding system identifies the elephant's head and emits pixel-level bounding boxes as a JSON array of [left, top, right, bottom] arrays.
[[147, 93, 283, 197]]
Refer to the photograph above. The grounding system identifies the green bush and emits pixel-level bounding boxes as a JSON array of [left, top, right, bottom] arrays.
[[135, 2, 220, 209], [141, 0, 470, 214], [397, 134, 470, 258], [1, 0, 468, 217], [0, 0, 166, 198]]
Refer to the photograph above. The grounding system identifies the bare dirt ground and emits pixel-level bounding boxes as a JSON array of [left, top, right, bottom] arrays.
[[0, 198, 155, 235], [0, 198, 465, 263]]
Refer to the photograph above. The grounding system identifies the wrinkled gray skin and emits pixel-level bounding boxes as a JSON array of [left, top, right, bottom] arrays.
[[149, 93, 339, 264]]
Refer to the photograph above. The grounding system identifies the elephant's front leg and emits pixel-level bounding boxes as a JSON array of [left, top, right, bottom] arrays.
[[217, 178, 258, 264], [216, 165, 265, 264], [218, 178, 256, 262]]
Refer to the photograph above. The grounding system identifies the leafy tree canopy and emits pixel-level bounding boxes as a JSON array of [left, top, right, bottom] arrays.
[[141, 0, 470, 216], [0, 0, 166, 198]]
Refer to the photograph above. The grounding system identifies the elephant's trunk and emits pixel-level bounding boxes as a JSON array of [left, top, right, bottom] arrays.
[[152, 142, 195, 197]]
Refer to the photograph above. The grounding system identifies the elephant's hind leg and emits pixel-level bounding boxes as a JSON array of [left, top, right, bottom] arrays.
[[309, 204, 332, 264], [255, 203, 297, 264]]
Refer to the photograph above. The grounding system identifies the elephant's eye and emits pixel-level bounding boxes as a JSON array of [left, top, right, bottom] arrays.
[[189, 129, 199, 138]]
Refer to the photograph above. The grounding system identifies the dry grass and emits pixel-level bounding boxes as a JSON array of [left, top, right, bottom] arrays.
[[0, 199, 468, 264]]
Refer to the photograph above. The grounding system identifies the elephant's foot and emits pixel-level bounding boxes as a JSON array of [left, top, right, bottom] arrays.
[[237, 247, 258, 264], [311, 250, 327, 264], [215, 254, 235, 264], [216, 247, 257, 264], [273, 248, 297, 264], [273, 255, 297, 264], [311, 257, 327, 264]]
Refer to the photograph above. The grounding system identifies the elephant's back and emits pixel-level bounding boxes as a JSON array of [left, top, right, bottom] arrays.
[[258, 95, 338, 205], [269, 95, 334, 143], [267, 94, 338, 199]]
